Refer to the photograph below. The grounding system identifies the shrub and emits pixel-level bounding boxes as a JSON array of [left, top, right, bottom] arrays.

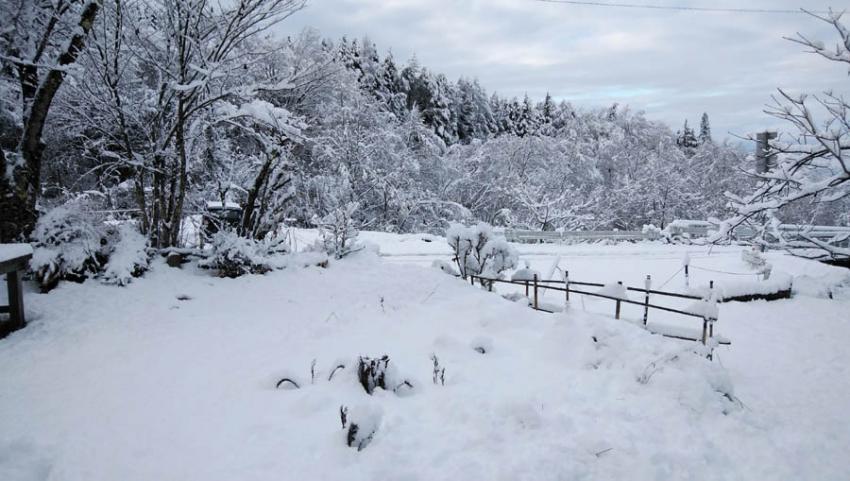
[[446, 222, 518, 278], [101, 223, 150, 286], [28, 198, 151, 290], [198, 230, 285, 278], [312, 202, 362, 259]]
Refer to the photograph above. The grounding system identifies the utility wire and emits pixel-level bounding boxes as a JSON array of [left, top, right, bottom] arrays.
[[531, 0, 832, 15]]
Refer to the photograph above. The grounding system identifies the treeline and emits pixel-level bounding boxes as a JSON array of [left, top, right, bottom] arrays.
[[2, 0, 755, 248]]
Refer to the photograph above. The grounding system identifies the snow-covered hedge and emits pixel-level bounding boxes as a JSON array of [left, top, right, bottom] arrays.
[[446, 222, 518, 278], [30, 199, 149, 290]]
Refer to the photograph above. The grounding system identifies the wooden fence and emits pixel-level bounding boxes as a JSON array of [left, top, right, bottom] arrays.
[[505, 221, 850, 245], [504, 229, 655, 243], [465, 273, 729, 352]]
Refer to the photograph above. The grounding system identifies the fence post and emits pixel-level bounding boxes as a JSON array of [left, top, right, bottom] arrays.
[[643, 275, 651, 326], [708, 280, 716, 339], [470, 275, 475, 286], [525, 280, 529, 297], [564, 270, 570, 302], [615, 281, 623, 319], [533, 274, 539, 310], [488, 279, 493, 292]]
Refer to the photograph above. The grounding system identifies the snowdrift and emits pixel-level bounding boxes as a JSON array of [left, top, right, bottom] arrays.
[[5, 248, 843, 479]]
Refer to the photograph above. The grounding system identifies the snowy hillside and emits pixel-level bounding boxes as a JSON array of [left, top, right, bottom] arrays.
[[2, 237, 850, 480]]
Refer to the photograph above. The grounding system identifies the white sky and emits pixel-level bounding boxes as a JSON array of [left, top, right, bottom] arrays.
[[280, 0, 847, 139]]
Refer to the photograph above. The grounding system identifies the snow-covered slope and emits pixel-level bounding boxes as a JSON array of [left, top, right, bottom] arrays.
[[1, 246, 849, 480]]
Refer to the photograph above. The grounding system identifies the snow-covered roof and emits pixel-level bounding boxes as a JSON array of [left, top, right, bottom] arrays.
[[0, 243, 33, 263], [206, 201, 242, 210]]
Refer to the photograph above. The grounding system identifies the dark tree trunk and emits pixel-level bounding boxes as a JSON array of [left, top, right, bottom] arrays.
[[0, 1, 101, 242]]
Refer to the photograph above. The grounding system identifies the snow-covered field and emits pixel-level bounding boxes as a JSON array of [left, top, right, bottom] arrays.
[[2, 232, 850, 480]]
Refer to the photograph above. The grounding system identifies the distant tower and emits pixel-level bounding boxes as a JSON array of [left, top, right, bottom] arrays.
[[755, 132, 778, 173]]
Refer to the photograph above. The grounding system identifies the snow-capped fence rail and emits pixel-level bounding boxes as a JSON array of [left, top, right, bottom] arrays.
[[504, 229, 655, 243], [506, 222, 850, 245], [466, 273, 729, 351]]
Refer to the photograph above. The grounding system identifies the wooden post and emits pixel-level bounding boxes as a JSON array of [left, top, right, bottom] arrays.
[[684, 264, 690, 288], [643, 275, 651, 326], [701, 319, 708, 345], [470, 275, 475, 286], [564, 270, 570, 302], [708, 280, 716, 340], [488, 279, 493, 292], [6, 271, 25, 330], [525, 280, 529, 297], [615, 281, 622, 319], [533, 274, 539, 310]]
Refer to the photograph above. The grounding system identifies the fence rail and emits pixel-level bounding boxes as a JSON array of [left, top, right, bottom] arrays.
[[465, 273, 727, 353], [504, 221, 850, 245]]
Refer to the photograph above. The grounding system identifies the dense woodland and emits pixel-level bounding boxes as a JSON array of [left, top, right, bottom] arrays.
[[1, 1, 847, 254]]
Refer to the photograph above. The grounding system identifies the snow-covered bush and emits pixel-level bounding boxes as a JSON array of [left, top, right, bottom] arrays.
[[357, 355, 390, 395], [199, 230, 285, 278], [742, 247, 771, 274], [30, 199, 111, 290], [340, 404, 382, 451], [431, 259, 459, 276], [101, 224, 150, 286], [446, 222, 518, 278], [30, 198, 151, 290], [642, 224, 663, 240], [511, 261, 540, 282], [313, 202, 362, 260]]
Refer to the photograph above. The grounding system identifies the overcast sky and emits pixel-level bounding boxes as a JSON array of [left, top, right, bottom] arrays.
[[280, 0, 846, 140]]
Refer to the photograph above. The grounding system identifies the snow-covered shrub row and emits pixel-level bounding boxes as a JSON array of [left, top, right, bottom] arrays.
[[446, 222, 518, 278], [30, 199, 149, 290]]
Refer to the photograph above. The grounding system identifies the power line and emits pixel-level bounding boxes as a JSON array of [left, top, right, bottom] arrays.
[[531, 0, 832, 15]]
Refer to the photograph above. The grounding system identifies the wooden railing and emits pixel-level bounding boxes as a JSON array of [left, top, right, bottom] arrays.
[[465, 273, 727, 350]]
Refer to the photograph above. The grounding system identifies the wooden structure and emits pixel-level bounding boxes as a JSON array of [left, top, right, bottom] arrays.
[[504, 229, 656, 243], [467, 272, 730, 352], [1, 245, 32, 339], [504, 221, 850, 246]]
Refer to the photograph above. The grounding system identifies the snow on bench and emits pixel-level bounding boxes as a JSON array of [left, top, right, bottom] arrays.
[[0, 244, 33, 264]]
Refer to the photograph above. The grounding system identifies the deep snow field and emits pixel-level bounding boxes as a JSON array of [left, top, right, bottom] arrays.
[[2, 231, 850, 480]]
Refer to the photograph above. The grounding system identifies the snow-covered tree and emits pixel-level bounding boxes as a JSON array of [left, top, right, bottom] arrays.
[[0, 0, 103, 241], [718, 10, 850, 260], [699, 112, 713, 144]]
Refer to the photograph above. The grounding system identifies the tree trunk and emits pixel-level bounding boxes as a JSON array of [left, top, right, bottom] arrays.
[[0, 1, 101, 242]]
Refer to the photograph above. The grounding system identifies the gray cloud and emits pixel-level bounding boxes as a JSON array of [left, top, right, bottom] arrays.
[[280, 0, 844, 139]]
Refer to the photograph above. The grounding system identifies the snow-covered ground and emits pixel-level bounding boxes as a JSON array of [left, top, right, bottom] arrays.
[[1, 232, 849, 480]]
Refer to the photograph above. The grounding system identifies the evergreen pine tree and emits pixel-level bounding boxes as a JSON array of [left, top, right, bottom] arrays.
[[676, 119, 699, 155], [698, 112, 712, 144]]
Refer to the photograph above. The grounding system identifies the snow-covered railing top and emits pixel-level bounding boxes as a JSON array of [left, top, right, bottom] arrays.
[[506, 220, 850, 244]]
